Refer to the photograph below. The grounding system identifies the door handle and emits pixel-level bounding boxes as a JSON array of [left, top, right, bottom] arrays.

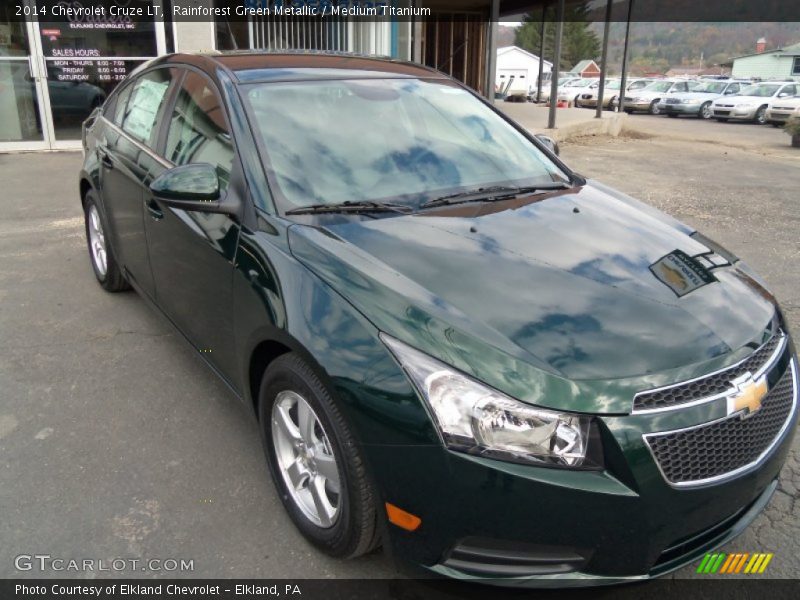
[[147, 199, 164, 221], [98, 149, 114, 170]]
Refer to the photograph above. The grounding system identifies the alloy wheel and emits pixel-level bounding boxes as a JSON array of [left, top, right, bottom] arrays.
[[701, 102, 712, 119], [650, 100, 661, 115], [755, 106, 767, 125], [271, 390, 341, 528], [87, 205, 107, 277]]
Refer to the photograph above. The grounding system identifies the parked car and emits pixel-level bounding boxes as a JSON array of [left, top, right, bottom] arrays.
[[79, 52, 798, 587], [557, 77, 598, 105], [538, 76, 579, 102], [711, 81, 799, 124], [765, 94, 800, 127], [657, 80, 746, 120], [623, 79, 699, 115], [575, 78, 651, 110]]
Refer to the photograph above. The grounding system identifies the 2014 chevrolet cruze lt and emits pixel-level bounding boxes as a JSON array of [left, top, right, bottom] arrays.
[[79, 53, 797, 585]]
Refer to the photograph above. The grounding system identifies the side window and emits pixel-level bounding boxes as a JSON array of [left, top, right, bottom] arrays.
[[727, 83, 740, 94], [165, 71, 234, 192], [119, 69, 172, 147], [675, 82, 687, 92], [110, 83, 134, 126]]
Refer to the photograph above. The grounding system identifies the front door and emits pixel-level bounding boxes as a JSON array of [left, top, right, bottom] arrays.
[[101, 67, 175, 298], [144, 69, 241, 387]]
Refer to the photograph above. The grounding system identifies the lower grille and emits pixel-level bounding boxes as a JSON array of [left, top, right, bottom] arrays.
[[714, 110, 731, 115], [665, 98, 681, 104], [645, 361, 797, 487]]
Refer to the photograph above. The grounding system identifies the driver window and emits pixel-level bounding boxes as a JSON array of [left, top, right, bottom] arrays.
[[165, 71, 234, 193]]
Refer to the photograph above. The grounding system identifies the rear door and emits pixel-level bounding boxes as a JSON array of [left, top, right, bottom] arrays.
[[100, 68, 175, 298], [143, 68, 241, 385]]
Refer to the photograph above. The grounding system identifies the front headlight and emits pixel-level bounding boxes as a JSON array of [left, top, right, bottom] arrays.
[[681, 98, 701, 104], [381, 335, 601, 469]]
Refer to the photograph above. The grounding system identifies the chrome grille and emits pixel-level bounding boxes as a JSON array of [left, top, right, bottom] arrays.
[[645, 361, 797, 487], [634, 333, 785, 412], [665, 98, 681, 104]]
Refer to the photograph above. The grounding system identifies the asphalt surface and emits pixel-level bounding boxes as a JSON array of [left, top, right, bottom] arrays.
[[1, 128, 798, 581]]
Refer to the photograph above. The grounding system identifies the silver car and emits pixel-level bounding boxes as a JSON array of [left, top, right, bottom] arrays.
[[657, 80, 746, 120], [575, 78, 651, 110], [623, 79, 698, 115], [766, 95, 800, 127], [711, 81, 799, 124]]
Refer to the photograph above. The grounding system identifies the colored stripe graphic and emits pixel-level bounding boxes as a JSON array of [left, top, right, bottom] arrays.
[[697, 552, 772, 574], [734, 553, 750, 573], [758, 554, 773, 573], [696, 554, 711, 573], [720, 554, 736, 573]]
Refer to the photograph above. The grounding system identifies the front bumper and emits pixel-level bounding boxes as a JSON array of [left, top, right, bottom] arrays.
[[766, 110, 794, 123], [369, 354, 798, 586], [712, 106, 759, 120], [624, 100, 654, 112], [661, 103, 702, 115]]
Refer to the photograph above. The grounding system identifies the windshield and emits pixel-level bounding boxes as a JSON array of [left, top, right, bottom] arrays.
[[566, 79, 594, 88], [692, 82, 727, 94], [642, 81, 674, 93], [738, 84, 781, 97], [244, 78, 570, 211], [606, 80, 621, 90]]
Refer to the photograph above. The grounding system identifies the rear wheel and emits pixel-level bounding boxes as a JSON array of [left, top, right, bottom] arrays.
[[259, 354, 380, 558], [700, 102, 713, 120], [83, 191, 128, 292], [754, 106, 768, 125]]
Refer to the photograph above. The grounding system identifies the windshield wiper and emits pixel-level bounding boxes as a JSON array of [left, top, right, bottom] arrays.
[[420, 182, 571, 209], [285, 200, 414, 216]]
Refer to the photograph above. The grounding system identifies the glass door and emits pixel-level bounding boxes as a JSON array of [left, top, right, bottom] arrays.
[[0, 1, 167, 152], [0, 9, 49, 150]]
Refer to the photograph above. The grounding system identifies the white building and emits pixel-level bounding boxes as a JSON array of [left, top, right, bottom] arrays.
[[496, 46, 552, 96]]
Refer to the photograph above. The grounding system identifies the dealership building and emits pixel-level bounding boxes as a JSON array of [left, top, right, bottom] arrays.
[[1, 0, 502, 152]]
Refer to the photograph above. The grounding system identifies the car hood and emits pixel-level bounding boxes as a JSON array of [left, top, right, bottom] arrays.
[[768, 97, 800, 109], [714, 95, 772, 106], [630, 89, 670, 99], [287, 182, 777, 412], [669, 92, 720, 101]]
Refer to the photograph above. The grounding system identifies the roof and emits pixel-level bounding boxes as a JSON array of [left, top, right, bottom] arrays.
[[731, 41, 800, 61], [156, 51, 444, 83], [496, 45, 553, 66], [569, 60, 599, 74]]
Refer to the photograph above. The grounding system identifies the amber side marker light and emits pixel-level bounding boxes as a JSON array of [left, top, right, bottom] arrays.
[[385, 502, 422, 531]]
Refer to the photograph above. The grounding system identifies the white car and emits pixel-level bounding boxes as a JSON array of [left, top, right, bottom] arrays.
[[623, 79, 699, 115], [556, 78, 597, 105], [538, 77, 580, 102], [766, 94, 800, 127], [711, 81, 799, 124]]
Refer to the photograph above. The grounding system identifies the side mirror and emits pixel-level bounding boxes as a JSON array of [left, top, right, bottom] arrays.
[[535, 134, 560, 156], [149, 163, 234, 215]]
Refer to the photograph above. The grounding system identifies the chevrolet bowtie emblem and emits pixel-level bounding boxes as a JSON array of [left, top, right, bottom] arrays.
[[727, 373, 768, 419]]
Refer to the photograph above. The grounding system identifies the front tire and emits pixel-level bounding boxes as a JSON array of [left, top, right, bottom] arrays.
[[83, 191, 129, 292], [258, 354, 380, 558], [755, 106, 767, 125], [649, 100, 661, 115], [700, 101, 712, 120]]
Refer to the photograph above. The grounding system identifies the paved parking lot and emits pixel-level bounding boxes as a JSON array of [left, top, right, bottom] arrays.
[[1, 125, 798, 580]]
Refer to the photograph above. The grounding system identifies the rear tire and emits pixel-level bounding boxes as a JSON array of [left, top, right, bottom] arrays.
[[83, 191, 129, 292], [258, 353, 380, 559]]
